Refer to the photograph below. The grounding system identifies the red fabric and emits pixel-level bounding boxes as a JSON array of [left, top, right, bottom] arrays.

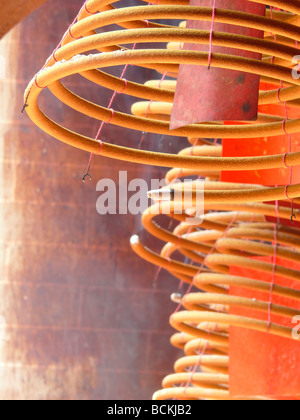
[[221, 82, 300, 186]]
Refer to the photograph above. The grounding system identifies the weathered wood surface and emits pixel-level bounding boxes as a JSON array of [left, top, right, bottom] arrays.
[[0, 0, 48, 39]]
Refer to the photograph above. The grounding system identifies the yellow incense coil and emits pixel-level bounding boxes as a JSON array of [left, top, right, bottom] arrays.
[[23, 0, 300, 174]]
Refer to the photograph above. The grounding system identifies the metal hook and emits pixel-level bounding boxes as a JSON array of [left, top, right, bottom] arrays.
[[291, 201, 296, 224], [21, 103, 29, 114], [82, 172, 92, 183], [82, 153, 94, 183]]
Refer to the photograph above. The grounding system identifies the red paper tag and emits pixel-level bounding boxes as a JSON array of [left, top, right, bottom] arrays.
[[230, 257, 300, 399], [170, 0, 265, 129]]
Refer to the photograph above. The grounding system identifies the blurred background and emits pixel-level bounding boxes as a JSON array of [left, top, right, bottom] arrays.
[[0, 0, 187, 400]]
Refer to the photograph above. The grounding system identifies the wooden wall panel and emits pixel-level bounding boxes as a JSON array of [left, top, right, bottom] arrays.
[[0, 0, 48, 39]]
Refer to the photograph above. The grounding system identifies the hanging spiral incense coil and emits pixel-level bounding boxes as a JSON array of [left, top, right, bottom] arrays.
[[129, 106, 300, 398], [23, 0, 300, 401], [130, 26, 300, 397], [131, 213, 300, 400], [24, 1, 300, 190]]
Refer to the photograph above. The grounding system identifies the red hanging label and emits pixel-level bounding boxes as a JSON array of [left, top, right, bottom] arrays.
[[170, 0, 265, 129]]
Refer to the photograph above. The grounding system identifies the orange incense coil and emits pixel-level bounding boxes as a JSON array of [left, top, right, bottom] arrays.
[[23, 0, 300, 401], [131, 169, 300, 401], [132, 210, 300, 399], [174, 354, 229, 375], [128, 96, 300, 399], [23, 0, 300, 175]]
